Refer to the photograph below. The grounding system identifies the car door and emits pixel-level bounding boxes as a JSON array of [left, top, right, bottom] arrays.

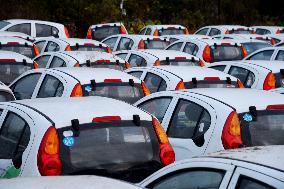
[[142, 72, 168, 93], [183, 42, 199, 56], [6, 23, 32, 36], [274, 50, 284, 61], [128, 53, 147, 67], [227, 66, 257, 88], [48, 55, 67, 68], [33, 54, 52, 68], [102, 36, 119, 51], [44, 41, 60, 52], [166, 42, 184, 51], [116, 37, 134, 51], [195, 28, 209, 35], [247, 50, 274, 61], [34, 40, 47, 54]]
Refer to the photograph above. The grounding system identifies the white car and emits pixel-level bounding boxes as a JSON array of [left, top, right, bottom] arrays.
[[271, 87, 284, 94], [87, 22, 128, 41], [10, 67, 149, 104], [0, 31, 34, 42], [0, 81, 15, 102], [194, 25, 253, 36], [34, 37, 111, 54], [0, 97, 174, 182], [265, 34, 284, 45], [134, 88, 284, 160], [139, 145, 284, 188], [0, 19, 70, 38], [166, 39, 247, 64], [244, 46, 284, 61], [138, 25, 189, 36], [0, 176, 142, 189], [250, 26, 284, 35], [126, 66, 242, 93], [33, 51, 128, 70], [114, 49, 204, 67], [212, 34, 274, 45], [208, 60, 284, 90], [0, 36, 39, 58], [0, 51, 36, 85], [162, 34, 211, 44], [102, 34, 170, 51]]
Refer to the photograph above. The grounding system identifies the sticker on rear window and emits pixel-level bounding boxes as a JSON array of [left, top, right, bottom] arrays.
[[243, 113, 253, 122], [85, 85, 92, 92], [63, 136, 75, 147]]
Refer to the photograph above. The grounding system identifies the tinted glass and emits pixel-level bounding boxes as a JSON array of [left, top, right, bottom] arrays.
[[211, 45, 244, 62], [0, 91, 14, 102], [249, 50, 274, 60], [166, 42, 183, 51], [144, 40, 170, 49], [159, 28, 185, 35], [49, 56, 66, 68], [195, 28, 208, 35], [183, 42, 198, 55], [7, 23, 31, 35], [128, 71, 143, 79], [36, 24, 59, 37], [145, 28, 152, 35], [92, 26, 120, 41], [209, 28, 221, 36], [255, 29, 271, 35], [35, 41, 46, 52], [103, 37, 118, 50], [80, 62, 124, 71], [275, 50, 284, 61], [70, 45, 107, 52], [139, 28, 146, 35], [115, 53, 128, 60], [242, 42, 271, 55], [37, 75, 64, 98], [144, 73, 167, 93], [160, 59, 200, 66], [229, 66, 255, 88], [0, 21, 10, 29], [229, 29, 252, 34], [128, 54, 147, 67], [209, 65, 226, 72], [117, 37, 134, 51], [237, 176, 275, 189], [184, 80, 238, 89], [0, 45, 35, 58], [45, 41, 60, 52], [34, 55, 50, 68]]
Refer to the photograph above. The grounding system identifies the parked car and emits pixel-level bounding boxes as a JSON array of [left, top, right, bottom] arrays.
[[208, 60, 284, 90], [139, 25, 189, 36], [250, 26, 284, 35], [244, 47, 284, 61], [0, 31, 34, 42], [0, 81, 15, 102], [194, 25, 253, 36], [33, 51, 128, 70], [34, 37, 111, 54], [134, 88, 284, 160], [114, 50, 203, 67], [0, 51, 37, 85], [0, 19, 70, 38], [126, 66, 242, 94], [139, 145, 284, 188], [87, 22, 128, 41], [0, 97, 174, 182], [10, 67, 149, 104]]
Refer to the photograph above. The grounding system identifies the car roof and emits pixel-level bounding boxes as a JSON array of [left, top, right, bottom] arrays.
[[52, 67, 141, 84], [105, 34, 169, 41], [242, 60, 284, 72], [0, 36, 33, 45], [0, 51, 33, 63], [90, 22, 124, 28], [146, 25, 186, 29], [0, 175, 142, 189], [4, 19, 64, 27], [139, 49, 198, 60], [54, 38, 107, 46], [9, 97, 152, 127]]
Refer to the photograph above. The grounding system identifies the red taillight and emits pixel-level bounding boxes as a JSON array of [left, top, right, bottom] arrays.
[[141, 81, 150, 96], [202, 45, 211, 63], [64, 26, 70, 38], [153, 29, 159, 36], [0, 59, 15, 62], [204, 77, 220, 81], [70, 83, 83, 97], [106, 47, 112, 53], [138, 40, 145, 49], [33, 61, 39, 69], [198, 59, 205, 67], [241, 46, 248, 58], [104, 79, 122, 83], [7, 42, 19, 45], [152, 117, 175, 165], [37, 127, 62, 176], [92, 116, 121, 123], [84, 43, 95, 46], [175, 56, 186, 60], [225, 30, 229, 34], [120, 26, 127, 34], [263, 72, 276, 90], [154, 59, 161, 66], [237, 79, 244, 88], [221, 111, 242, 149], [175, 81, 185, 90], [124, 61, 131, 69], [87, 28, 92, 39], [267, 104, 284, 110], [73, 62, 80, 67], [64, 45, 71, 51], [97, 59, 110, 63], [33, 44, 40, 56]]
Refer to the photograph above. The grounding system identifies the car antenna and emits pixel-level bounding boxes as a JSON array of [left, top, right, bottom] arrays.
[[71, 119, 80, 137], [133, 115, 140, 126], [192, 77, 197, 88], [249, 106, 257, 121]]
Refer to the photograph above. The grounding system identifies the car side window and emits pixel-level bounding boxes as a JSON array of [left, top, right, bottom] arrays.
[[209, 28, 221, 36], [49, 56, 66, 68], [139, 28, 146, 35], [128, 54, 147, 67], [36, 23, 59, 37], [103, 37, 118, 50], [195, 28, 208, 35], [127, 71, 143, 79], [168, 99, 211, 139], [145, 28, 152, 35], [183, 42, 198, 55], [117, 37, 134, 51], [34, 55, 51, 68], [255, 29, 271, 35], [229, 66, 255, 88], [7, 23, 31, 35], [45, 41, 60, 52], [144, 73, 167, 93], [209, 65, 226, 72], [166, 42, 183, 51], [34, 41, 46, 52], [149, 169, 224, 189], [0, 92, 14, 102], [115, 53, 128, 60], [248, 50, 274, 60], [11, 73, 41, 100], [275, 50, 284, 61], [0, 112, 30, 159], [37, 75, 64, 98], [138, 97, 172, 122], [237, 176, 274, 189]]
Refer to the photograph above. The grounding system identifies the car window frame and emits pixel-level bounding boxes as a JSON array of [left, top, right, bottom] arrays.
[[6, 23, 31, 36]]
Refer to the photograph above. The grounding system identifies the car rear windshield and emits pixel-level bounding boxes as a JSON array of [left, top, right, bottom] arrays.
[[0, 62, 32, 85], [0, 21, 10, 29], [184, 80, 238, 89], [240, 110, 284, 147], [242, 42, 271, 55], [82, 83, 144, 104], [58, 120, 162, 182], [159, 28, 185, 35], [274, 72, 284, 88], [229, 29, 252, 34], [70, 45, 107, 52], [92, 26, 120, 41], [0, 45, 35, 58], [210, 45, 244, 62], [160, 59, 200, 66], [80, 62, 124, 71], [144, 40, 170, 49]]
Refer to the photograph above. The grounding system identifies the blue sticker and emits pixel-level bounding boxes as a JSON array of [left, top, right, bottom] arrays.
[[281, 79, 284, 85], [243, 113, 253, 122], [63, 136, 75, 147], [85, 85, 92, 92]]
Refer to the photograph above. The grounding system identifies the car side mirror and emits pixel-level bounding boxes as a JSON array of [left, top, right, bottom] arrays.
[[12, 152, 22, 169], [193, 133, 205, 147]]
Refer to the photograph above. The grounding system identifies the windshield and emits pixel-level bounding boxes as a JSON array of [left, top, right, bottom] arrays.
[[184, 80, 238, 89], [0, 21, 10, 29], [159, 28, 185, 35], [70, 45, 107, 52], [92, 26, 120, 41], [58, 120, 162, 182], [160, 59, 200, 66], [83, 83, 144, 104], [240, 110, 284, 147], [242, 42, 271, 55], [80, 62, 124, 71], [0, 45, 35, 58], [144, 40, 170, 49], [0, 62, 32, 85], [211, 45, 244, 62]]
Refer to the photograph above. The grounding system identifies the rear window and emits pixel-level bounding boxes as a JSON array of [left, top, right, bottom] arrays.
[[58, 120, 162, 182], [184, 80, 238, 89], [0, 21, 10, 29], [210, 45, 244, 62], [0, 91, 14, 102], [228, 29, 252, 34], [80, 62, 124, 71], [92, 26, 120, 41], [242, 42, 271, 55], [160, 59, 200, 66], [70, 45, 107, 52], [159, 28, 185, 36], [274, 72, 284, 88], [0, 45, 35, 58], [144, 40, 170, 49], [83, 83, 144, 104], [240, 110, 284, 147], [0, 62, 32, 84]]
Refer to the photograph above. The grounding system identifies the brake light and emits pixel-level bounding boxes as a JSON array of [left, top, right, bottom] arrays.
[[64, 26, 70, 38], [266, 104, 284, 110], [106, 47, 112, 53], [202, 45, 211, 63], [237, 79, 244, 88], [175, 56, 186, 60], [87, 27, 92, 39], [221, 111, 242, 149], [64, 45, 71, 51], [263, 72, 276, 90], [84, 43, 95, 46], [73, 62, 80, 67], [70, 83, 83, 97], [153, 29, 159, 36], [152, 117, 175, 165], [97, 59, 110, 63], [138, 40, 145, 49], [141, 81, 150, 96], [271, 38, 276, 45], [225, 30, 229, 34], [92, 116, 121, 123], [104, 79, 122, 83], [33, 44, 40, 56], [204, 77, 220, 80], [184, 28, 189, 35], [241, 46, 248, 57], [7, 42, 19, 45], [37, 127, 62, 176], [154, 59, 161, 66], [124, 61, 131, 69], [175, 81, 185, 90], [198, 59, 205, 67], [120, 26, 127, 34], [33, 61, 39, 69]]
